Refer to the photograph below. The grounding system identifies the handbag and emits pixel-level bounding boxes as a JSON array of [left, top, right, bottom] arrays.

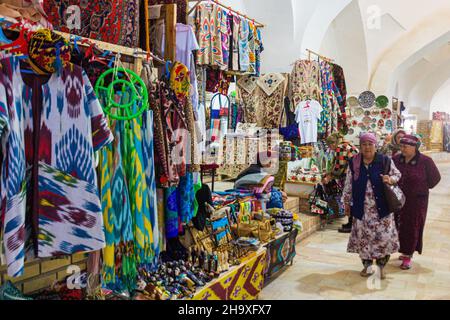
[[382, 157, 406, 212], [309, 184, 329, 214]]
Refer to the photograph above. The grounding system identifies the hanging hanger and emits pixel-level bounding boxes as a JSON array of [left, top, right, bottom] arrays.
[[0, 18, 12, 44], [0, 26, 29, 55]]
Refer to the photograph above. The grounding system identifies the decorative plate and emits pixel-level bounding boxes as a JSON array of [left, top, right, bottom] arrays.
[[348, 128, 355, 135], [358, 122, 365, 128], [371, 123, 377, 129], [385, 120, 392, 131], [378, 119, 385, 128], [354, 107, 364, 117], [348, 96, 359, 107], [363, 116, 371, 126], [364, 110, 371, 116], [376, 95, 389, 108], [371, 109, 380, 117], [352, 120, 358, 127], [381, 108, 392, 119], [358, 91, 376, 109], [372, 117, 377, 123]]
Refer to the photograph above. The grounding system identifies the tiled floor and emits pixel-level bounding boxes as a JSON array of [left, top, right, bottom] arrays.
[[261, 160, 450, 300]]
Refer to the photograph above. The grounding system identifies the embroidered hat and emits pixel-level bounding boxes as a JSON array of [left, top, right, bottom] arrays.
[[28, 29, 71, 74], [400, 134, 421, 147]]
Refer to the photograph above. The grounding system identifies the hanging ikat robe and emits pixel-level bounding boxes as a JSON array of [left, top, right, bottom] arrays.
[[0, 56, 113, 277]]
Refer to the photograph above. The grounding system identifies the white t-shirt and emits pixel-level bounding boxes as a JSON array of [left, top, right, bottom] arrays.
[[295, 99, 323, 144]]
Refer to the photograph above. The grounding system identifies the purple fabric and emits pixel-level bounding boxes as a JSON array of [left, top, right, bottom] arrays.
[[400, 134, 420, 147], [393, 153, 441, 255], [360, 132, 377, 145]]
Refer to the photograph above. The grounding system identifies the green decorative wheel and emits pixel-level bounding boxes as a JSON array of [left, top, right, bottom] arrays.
[[95, 67, 148, 120]]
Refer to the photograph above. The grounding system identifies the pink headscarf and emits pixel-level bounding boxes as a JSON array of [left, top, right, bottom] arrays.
[[352, 133, 377, 181], [360, 132, 377, 145]]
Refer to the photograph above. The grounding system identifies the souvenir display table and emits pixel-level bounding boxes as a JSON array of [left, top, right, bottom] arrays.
[[191, 248, 267, 300]]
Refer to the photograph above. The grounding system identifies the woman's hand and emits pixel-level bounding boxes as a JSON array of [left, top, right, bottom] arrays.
[[381, 175, 394, 185], [281, 191, 288, 203]]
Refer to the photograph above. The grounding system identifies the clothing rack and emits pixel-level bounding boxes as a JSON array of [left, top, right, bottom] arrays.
[[56, 31, 167, 74], [306, 48, 334, 63], [187, 0, 265, 28]]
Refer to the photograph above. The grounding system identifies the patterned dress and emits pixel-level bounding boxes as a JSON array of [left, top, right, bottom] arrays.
[[343, 160, 401, 261], [195, 3, 227, 69], [0, 56, 113, 277], [290, 60, 321, 109]]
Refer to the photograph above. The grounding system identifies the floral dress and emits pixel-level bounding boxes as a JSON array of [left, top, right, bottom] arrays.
[[343, 160, 401, 261]]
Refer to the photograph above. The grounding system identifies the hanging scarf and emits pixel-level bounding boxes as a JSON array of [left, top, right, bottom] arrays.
[[100, 122, 136, 292], [142, 110, 160, 264], [165, 186, 179, 239], [122, 118, 154, 267]]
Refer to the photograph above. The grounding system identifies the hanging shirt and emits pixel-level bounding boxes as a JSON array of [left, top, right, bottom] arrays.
[[239, 19, 250, 72], [0, 56, 113, 277], [162, 23, 200, 112], [295, 99, 323, 144]]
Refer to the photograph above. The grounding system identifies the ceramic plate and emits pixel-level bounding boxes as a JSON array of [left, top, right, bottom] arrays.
[[358, 122, 365, 128], [364, 110, 371, 116], [363, 116, 371, 126], [385, 120, 392, 131], [372, 117, 377, 123], [358, 91, 376, 109], [348, 128, 355, 135], [352, 120, 358, 127], [371, 123, 377, 129], [371, 109, 380, 117], [354, 107, 364, 117], [378, 119, 385, 128], [376, 95, 389, 108], [381, 108, 392, 119], [348, 96, 359, 107]]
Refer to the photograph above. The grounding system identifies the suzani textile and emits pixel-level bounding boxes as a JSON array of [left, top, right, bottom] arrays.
[[192, 249, 266, 300], [43, 0, 140, 47], [0, 56, 113, 277]]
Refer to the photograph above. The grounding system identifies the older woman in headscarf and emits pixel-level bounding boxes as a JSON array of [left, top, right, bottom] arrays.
[[381, 129, 406, 156], [343, 133, 401, 279], [393, 135, 441, 270], [322, 133, 359, 233]]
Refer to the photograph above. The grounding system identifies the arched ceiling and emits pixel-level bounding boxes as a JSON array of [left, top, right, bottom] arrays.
[[198, 0, 450, 119]]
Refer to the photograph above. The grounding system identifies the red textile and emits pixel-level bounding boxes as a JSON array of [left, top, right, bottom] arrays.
[[43, 0, 140, 47]]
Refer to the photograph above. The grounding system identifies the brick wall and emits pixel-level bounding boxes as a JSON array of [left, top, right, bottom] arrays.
[[0, 253, 88, 295]]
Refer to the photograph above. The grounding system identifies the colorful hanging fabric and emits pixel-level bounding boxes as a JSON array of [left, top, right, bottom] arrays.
[[0, 56, 113, 277], [255, 28, 264, 77], [99, 122, 136, 292], [142, 110, 160, 263], [170, 62, 191, 102], [239, 18, 250, 72], [165, 186, 179, 239], [248, 22, 257, 74], [319, 61, 342, 136], [290, 60, 321, 108], [43, 0, 140, 47], [195, 2, 226, 69], [122, 118, 154, 267]]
